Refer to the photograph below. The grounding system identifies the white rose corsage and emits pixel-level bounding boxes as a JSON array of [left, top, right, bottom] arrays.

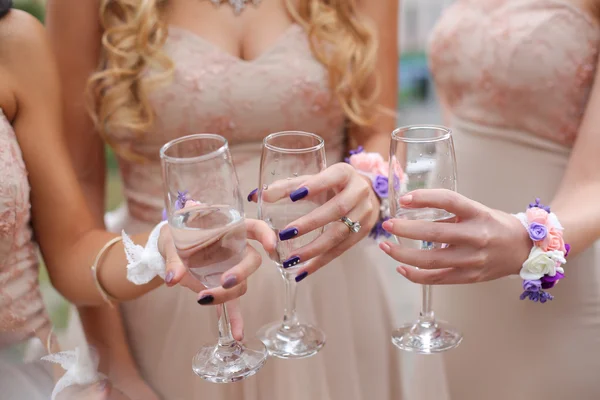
[[513, 198, 570, 303]]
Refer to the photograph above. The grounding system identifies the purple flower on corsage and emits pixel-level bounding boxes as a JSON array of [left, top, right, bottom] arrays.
[[176, 190, 189, 210], [528, 222, 548, 241], [162, 190, 190, 221], [564, 243, 571, 258], [541, 270, 564, 289], [528, 198, 551, 213], [522, 279, 542, 292], [372, 175, 389, 198], [369, 217, 392, 240], [349, 146, 364, 155], [520, 279, 554, 303], [345, 146, 365, 163]]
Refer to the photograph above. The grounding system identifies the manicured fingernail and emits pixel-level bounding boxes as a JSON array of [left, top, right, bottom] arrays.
[[222, 275, 237, 289], [283, 256, 301, 268], [382, 220, 393, 231], [290, 187, 309, 202], [197, 294, 214, 305], [279, 227, 299, 241], [380, 242, 391, 253], [165, 271, 174, 285], [400, 194, 413, 204], [295, 271, 308, 283], [247, 188, 258, 202]]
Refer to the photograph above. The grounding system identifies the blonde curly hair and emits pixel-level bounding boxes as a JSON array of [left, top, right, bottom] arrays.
[[87, 0, 380, 152]]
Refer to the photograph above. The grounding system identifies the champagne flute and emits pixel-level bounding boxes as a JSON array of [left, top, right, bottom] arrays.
[[256, 131, 327, 359], [160, 134, 268, 382], [388, 125, 463, 353]]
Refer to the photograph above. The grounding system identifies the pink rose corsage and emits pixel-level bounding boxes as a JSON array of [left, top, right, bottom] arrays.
[[513, 199, 569, 303], [346, 147, 408, 240]]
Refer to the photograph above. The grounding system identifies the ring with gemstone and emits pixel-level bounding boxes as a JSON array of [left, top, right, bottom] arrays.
[[340, 216, 361, 233]]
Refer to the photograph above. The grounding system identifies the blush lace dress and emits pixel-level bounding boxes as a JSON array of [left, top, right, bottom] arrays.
[[426, 0, 600, 398], [0, 109, 56, 399], [67, 24, 408, 400]]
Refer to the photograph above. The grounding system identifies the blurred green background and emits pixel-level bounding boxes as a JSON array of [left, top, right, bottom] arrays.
[[13, 0, 44, 21]]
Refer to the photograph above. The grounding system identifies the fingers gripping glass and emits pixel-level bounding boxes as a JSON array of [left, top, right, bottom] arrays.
[[388, 125, 463, 353], [256, 131, 327, 359], [160, 134, 268, 382]]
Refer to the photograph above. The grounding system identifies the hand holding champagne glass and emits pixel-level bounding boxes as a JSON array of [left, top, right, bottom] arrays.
[[160, 134, 269, 382], [256, 131, 328, 359], [384, 125, 463, 353]]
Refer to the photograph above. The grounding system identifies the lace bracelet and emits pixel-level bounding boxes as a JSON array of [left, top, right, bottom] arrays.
[[42, 346, 103, 400], [346, 146, 407, 240], [513, 198, 570, 303], [122, 220, 168, 285]]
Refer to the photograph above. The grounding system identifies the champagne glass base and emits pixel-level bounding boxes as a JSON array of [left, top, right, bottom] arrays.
[[192, 338, 268, 383], [391, 319, 462, 354], [257, 321, 326, 359]]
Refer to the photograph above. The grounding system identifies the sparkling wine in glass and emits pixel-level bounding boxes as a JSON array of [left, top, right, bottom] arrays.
[[256, 131, 328, 359], [388, 125, 463, 353], [160, 134, 268, 382]]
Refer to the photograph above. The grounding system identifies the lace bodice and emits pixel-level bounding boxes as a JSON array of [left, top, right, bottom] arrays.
[[429, 0, 600, 145], [0, 110, 49, 348], [105, 24, 346, 224]]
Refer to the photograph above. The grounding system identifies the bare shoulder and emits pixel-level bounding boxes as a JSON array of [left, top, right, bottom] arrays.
[[0, 9, 47, 59], [0, 10, 51, 117], [0, 10, 57, 120]]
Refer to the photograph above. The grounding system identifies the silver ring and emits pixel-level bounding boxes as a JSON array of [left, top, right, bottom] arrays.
[[341, 216, 362, 233]]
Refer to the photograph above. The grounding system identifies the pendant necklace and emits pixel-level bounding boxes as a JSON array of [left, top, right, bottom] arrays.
[[209, 0, 262, 14]]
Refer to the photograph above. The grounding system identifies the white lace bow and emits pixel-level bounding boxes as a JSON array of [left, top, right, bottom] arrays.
[[42, 346, 101, 400], [122, 221, 168, 285]]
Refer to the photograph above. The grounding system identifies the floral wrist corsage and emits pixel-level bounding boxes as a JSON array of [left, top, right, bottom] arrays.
[[346, 146, 408, 240], [513, 199, 570, 303]]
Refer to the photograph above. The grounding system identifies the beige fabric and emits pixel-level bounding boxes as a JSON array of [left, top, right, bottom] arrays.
[[68, 24, 408, 400], [425, 1, 600, 398], [0, 110, 57, 398]]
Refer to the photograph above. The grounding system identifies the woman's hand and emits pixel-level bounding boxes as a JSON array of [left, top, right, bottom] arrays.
[[379, 189, 531, 285], [159, 218, 276, 297], [157, 218, 276, 340], [249, 162, 380, 278]]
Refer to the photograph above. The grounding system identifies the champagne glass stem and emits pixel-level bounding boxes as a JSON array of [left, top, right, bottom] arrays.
[[218, 303, 236, 348], [420, 285, 435, 324], [419, 241, 435, 325], [282, 274, 299, 330]]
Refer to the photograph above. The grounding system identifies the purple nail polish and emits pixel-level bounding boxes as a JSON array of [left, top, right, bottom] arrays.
[[247, 188, 258, 202], [279, 227, 299, 241], [295, 271, 308, 283], [290, 187, 309, 202], [222, 275, 237, 289], [165, 271, 174, 284], [283, 256, 301, 269], [197, 294, 214, 305]]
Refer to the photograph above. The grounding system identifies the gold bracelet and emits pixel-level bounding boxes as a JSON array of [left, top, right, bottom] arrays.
[[91, 236, 123, 307]]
